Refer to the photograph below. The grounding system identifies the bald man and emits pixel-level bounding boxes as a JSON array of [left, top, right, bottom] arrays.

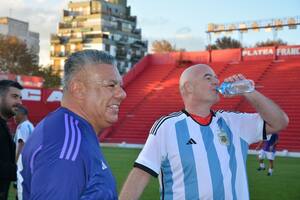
[[119, 64, 289, 200]]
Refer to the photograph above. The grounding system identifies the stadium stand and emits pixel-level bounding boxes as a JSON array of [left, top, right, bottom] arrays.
[[5, 46, 297, 152], [101, 45, 300, 152]]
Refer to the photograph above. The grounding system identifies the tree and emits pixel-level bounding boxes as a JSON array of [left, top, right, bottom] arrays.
[[151, 40, 177, 53], [35, 65, 61, 89], [206, 36, 242, 50], [207, 44, 218, 50], [255, 39, 287, 47], [0, 34, 39, 74], [0, 34, 61, 88]]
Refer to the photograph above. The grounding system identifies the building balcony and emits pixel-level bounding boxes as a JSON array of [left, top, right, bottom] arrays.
[[131, 40, 147, 48], [91, 10, 100, 15], [50, 34, 60, 44], [50, 52, 69, 58], [131, 55, 142, 63], [51, 36, 70, 44], [59, 23, 89, 30], [59, 22, 72, 29], [116, 37, 128, 45], [69, 37, 83, 43], [127, 16, 137, 23], [84, 37, 102, 43], [116, 51, 127, 59], [63, 9, 83, 17], [132, 29, 141, 35]]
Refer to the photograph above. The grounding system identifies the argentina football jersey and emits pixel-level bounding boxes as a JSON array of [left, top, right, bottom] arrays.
[[135, 110, 264, 200], [18, 107, 117, 200]]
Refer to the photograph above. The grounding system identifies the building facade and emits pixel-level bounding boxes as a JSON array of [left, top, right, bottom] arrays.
[[50, 0, 147, 75], [0, 17, 40, 60]]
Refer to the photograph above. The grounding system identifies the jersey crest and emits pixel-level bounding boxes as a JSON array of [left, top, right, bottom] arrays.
[[218, 129, 230, 146]]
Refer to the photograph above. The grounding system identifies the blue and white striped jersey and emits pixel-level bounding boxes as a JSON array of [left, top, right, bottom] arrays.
[[135, 110, 264, 200], [15, 120, 34, 150], [17, 107, 117, 200]]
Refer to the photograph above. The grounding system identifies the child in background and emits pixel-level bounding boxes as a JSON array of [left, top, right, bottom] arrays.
[[256, 133, 279, 176]]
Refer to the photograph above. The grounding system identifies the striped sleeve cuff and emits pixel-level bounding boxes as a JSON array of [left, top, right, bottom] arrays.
[[134, 162, 158, 177]]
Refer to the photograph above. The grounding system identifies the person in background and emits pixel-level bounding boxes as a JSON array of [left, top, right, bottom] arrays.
[[256, 133, 279, 176], [14, 105, 34, 162], [0, 80, 22, 200], [18, 50, 126, 200], [119, 64, 289, 200]]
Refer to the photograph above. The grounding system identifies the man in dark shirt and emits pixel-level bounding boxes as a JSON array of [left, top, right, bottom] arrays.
[[0, 80, 23, 200]]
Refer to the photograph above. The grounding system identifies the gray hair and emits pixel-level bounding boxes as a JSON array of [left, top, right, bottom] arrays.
[[63, 50, 116, 91]]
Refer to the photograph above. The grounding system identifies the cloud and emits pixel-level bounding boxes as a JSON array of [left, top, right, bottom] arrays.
[[0, 1, 206, 65], [139, 16, 169, 27], [34, 0, 48, 3], [176, 27, 191, 34], [145, 35, 206, 53], [0, 0, 25, 11], [0, 0, 68, 65], [171, 36, 206, 51]]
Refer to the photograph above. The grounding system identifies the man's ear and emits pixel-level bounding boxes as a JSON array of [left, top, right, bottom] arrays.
[[69, 80, 86, 100], [184, 81, 193, 94]]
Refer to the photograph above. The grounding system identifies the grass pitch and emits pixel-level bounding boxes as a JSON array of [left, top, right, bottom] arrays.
[[9, 147, 300, 200]]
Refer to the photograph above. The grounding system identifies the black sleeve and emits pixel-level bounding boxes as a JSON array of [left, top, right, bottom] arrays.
[[0, 126, 17, 181], [262, 121, 267, 140], [0, 162, 17, 181], [134, 162, 158, 177]]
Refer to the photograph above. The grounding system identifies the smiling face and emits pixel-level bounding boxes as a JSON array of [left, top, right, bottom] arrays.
[[0, 87, 22, 120], [80, 64, 127, 131]]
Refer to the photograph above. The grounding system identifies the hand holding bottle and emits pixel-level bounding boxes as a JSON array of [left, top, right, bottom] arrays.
[[217, 74, 255, 96]]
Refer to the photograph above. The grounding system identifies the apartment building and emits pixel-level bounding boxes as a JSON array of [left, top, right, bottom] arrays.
[[50, 0, 147, 75]]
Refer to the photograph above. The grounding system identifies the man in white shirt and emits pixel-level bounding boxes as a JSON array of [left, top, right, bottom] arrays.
[[14, 105, 34, 162], [119, 64, 289, 200]]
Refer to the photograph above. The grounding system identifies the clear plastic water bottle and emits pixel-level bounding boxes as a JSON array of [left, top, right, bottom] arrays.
[[217, 79, 255, 95]]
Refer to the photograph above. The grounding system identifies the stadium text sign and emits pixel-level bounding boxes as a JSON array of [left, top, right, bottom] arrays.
[[22, 88, 63, 102], [243, 47, 300, 57], [243, 48, 273, 56], [276, 47, 300, 56]]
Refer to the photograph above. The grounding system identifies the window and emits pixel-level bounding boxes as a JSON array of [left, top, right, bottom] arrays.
[[105, 44, 110, 52]]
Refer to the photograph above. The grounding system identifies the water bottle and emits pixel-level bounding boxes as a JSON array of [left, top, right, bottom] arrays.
[[217, 79, 255, 95]]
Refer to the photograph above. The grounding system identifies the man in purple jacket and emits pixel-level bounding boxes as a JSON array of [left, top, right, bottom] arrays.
[[18, 50, 126, 200]]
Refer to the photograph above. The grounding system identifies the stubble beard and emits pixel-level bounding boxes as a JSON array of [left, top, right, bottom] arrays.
[[0, 101, 16, 120]]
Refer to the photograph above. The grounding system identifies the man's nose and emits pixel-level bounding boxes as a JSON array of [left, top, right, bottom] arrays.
[[116, 87, 127, 100], [213, 77, 220, 85], [17, 97, 22, 104]]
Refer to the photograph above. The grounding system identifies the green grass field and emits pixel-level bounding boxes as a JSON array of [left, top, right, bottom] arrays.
[[9, 147, 300, 199]]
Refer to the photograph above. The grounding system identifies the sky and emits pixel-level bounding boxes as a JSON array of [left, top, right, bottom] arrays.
[[0, 0, 299, 66]]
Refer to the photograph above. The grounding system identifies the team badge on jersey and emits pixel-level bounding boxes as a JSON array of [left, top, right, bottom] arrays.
[[218, 130, 229, 146]]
